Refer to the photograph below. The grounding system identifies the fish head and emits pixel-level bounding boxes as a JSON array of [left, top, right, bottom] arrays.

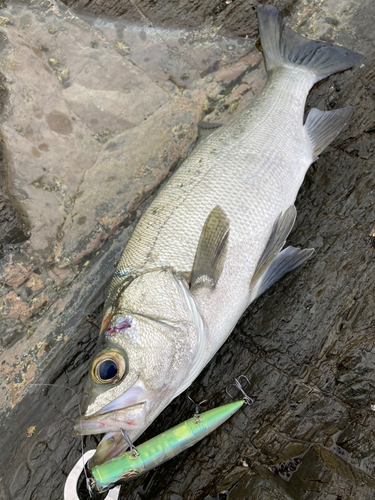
[[74, 269, 204, 465]]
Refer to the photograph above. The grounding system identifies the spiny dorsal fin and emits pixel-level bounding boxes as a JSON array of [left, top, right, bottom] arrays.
[[197, 120, 223, 146], [191, 205, 229, 290], [251, 205, 297, 288], [249, 246, 314, 302], [305, 107, 354, 159]]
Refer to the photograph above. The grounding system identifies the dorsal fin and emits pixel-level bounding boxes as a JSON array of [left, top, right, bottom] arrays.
[[191, 205, 229, 290], [197, 120, 223, 146]]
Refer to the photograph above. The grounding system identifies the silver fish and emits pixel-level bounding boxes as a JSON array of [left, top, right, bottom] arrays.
[[74, 5, 362, 466]]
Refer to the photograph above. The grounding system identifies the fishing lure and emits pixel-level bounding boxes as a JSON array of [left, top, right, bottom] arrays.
[[91, 400, 244, 492]]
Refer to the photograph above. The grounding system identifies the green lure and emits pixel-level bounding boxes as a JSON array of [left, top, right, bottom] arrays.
[[92, 400, 244, 491]]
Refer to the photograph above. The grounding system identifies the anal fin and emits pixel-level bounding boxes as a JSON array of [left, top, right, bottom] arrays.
[[250, 246, 314, 302], [305, 107, 354, 159], [251, 205, 297, 287], [191, 205, 229, 291]]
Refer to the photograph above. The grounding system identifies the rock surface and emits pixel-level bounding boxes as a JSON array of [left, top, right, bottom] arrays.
[[0, 0, 374, 499]]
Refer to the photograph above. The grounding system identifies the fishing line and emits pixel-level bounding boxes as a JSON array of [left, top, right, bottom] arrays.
[[30, 383, 93, 498]]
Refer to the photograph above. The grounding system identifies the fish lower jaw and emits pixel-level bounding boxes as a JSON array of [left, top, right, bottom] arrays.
[[72, 406, 146, 437]]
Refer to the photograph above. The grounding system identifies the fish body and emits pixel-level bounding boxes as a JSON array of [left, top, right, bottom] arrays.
[[74, 5, 362, 465], [91, 400, 243, 491]]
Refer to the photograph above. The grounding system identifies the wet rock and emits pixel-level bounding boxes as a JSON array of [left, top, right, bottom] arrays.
[[227, 464, 300, 500], [0, 0, 256, 350], [0, 195, 29, 253], [288, 445, 375, 499], [54, 94, 204, 267], [63, 0, 297, 38]]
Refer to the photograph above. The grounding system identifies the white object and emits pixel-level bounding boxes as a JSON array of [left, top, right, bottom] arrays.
[[64, 449, 121, 500]]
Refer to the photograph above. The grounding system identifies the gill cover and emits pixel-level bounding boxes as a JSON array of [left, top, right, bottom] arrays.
[[80, 269, 205, 419]]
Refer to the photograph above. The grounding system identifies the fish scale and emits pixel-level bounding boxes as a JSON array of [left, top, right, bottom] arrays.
[[118, 68, 312, 282], [74, 5, 362, 468]]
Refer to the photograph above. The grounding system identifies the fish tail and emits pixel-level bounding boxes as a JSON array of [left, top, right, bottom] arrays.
[[257, 5, 362, 82]]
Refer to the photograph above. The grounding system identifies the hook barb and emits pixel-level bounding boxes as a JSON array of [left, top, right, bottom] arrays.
[[226, 375, 254, 405]]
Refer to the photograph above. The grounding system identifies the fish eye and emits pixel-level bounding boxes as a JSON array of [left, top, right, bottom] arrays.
[[99, 359, 117, 380], [91, 349, 126, 385]]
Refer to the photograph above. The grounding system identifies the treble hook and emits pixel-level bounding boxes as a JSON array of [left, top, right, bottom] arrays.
[[226, 375, 254, 405], [120, 429, 140, 460], [187, 395, 208, 424]]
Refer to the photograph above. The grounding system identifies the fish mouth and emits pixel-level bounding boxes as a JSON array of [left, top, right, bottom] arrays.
[[72, 404, 146, 436], [73, 383, 170, 467], [73, 385, 154, 437]]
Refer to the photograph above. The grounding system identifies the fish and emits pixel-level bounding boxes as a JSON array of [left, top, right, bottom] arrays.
[[73, 4, 362, 467], [91, 400, 244, 491]]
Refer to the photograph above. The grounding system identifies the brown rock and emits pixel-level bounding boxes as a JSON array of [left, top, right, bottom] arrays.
[[25, 273, 44, 292], [4, 262, 31, 289], [54, 94, 206, 267], [215, 51, 260, 83], [226, 83, 251, 105], [30, 294, 49, 311], [0, 291, 31, 322], [46, 111, 73, 135]]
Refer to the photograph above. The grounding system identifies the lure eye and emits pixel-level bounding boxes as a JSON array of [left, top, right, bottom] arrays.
[[91, 349, 126, 385]]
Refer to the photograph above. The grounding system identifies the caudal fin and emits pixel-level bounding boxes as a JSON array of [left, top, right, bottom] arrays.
[[257, 5, 362, 82]]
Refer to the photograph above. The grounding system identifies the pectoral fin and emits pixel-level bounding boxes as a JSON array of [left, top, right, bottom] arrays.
[[250, 246, 314, 302], [191, 205, 229, 290]]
